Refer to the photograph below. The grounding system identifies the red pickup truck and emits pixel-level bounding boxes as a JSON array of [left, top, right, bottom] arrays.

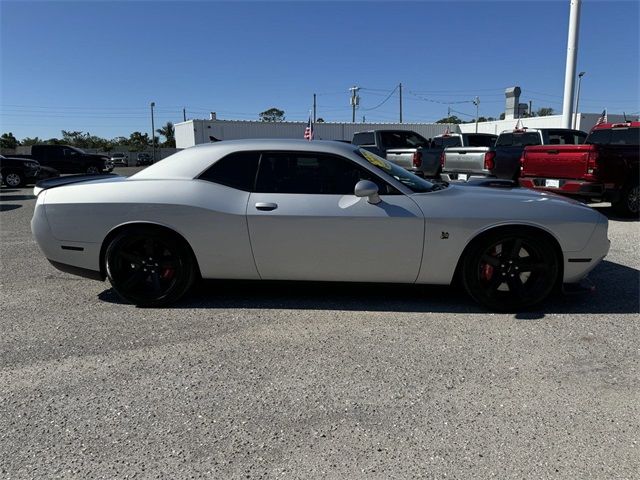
[[519, 122, 640, 216]]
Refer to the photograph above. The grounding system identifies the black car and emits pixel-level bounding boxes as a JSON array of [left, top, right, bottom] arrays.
[[0, 155, 41, 187], [136, 153, 153, 166], [13, 144, 113, 174]]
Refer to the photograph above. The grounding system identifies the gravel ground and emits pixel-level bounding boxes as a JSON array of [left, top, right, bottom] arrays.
[[1, 172, 639, 479]]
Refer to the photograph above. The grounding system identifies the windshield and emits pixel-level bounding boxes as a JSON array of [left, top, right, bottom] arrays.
[[356, 148, 437, 193]]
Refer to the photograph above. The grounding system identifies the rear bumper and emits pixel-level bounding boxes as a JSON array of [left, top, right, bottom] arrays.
[[519, 177, 620, 201], [441, 172, 493, 182]]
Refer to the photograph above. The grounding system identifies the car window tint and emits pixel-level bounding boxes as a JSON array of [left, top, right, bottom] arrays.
[[352, 132, 375, 146], [199, 151, 260, 191], [467, 135, 497, 147], [586, 129, 611, 145], [609, 128, 640, 145], [547, 131, 576, 145], [255, 152, 399, 195]]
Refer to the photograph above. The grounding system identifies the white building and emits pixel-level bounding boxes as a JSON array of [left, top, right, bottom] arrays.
[[458, 113, 629, 135], [175, 118, 457, 149]]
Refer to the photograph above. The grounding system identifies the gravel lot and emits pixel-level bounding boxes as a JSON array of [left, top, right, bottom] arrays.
[[1, 169, 639, 479]]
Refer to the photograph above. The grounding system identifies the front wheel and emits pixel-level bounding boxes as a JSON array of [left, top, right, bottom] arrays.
[[461, 229, 560, 311], [105, 227, 196, 307], [4, 171, 25, 187], [86, 165, 100, 174]]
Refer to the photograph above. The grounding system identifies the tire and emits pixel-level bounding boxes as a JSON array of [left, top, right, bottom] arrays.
[[105, 227, 196, 307], [86, 165, 100, 174], [4, 170, 25, 188], [613, 183, 639, 217], [461, 229, 560, 311]]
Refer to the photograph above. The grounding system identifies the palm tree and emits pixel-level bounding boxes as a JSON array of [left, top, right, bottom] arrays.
[[156, 122, 175, 148]]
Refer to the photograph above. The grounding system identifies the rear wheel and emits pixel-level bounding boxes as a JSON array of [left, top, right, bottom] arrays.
[[4, 171, 24, 187], [461, 229, 560, 311], [613, 183, 639, 217], [105, 227, 196, 307]]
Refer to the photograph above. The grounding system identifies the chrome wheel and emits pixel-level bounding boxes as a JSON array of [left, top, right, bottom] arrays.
[[86, 166, 99, 174], [5, 172, 23, 187]]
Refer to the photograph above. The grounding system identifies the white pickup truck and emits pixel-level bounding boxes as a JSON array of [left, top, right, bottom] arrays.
[[352, 130, 497, 178]]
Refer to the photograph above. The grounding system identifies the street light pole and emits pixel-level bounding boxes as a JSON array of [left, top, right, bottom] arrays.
[[150, 102, 156, 163], [573, 71, 585, 129], [473, 96, 480, 133]]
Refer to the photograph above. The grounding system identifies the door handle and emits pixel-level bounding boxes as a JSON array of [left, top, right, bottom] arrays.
[[255, 202, 278, 211]]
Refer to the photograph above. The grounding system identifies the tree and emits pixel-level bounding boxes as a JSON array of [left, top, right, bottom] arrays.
[[20, 136, 41, 146], [436, 115, 462, 124], [499, 113, 506, 120], [316, 118, 325, 123], [0, 132, 19, 149], [127, 131, 152, 151], [156, 122, 176, 148], [536, 107, 554, 117], [259, 108, 285, 122]]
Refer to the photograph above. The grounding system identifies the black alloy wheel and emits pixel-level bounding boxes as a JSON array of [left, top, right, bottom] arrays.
[[462, 230, 559, 311], [4, 171, 24, 188], [614, 183, 639, 217], [105, 228, 196, 307]]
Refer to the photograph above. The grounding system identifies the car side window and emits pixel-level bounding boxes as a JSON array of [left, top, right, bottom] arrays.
[[198, 151, 260, 191], [254, 152, 399, 195]]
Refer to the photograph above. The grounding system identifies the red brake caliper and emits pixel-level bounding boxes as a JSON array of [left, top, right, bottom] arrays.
[[161, 268, 175, 280], [481, 247, 497, 281]]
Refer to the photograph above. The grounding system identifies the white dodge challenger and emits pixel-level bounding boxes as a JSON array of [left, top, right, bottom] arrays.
[[31, 139, 609, 310]]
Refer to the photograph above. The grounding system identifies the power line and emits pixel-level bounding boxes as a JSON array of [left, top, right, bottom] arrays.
[[360, 86, 399, 111]]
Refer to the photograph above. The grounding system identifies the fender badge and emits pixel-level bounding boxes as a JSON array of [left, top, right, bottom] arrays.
[[441, 232, 449, 239]]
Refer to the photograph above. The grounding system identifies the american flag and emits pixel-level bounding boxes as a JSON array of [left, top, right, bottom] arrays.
[[595, 109, 608, 126], [303, 117, 314, 141]]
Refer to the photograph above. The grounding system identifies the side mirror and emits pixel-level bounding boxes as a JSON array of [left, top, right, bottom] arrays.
[[354, 179, 381, 204]]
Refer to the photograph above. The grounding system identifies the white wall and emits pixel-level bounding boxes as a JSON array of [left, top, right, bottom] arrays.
[[458, 113, 629, 135], [175, 119, 460, 148]]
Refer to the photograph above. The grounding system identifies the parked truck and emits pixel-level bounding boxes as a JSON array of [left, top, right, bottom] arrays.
[[15, 144, 113, 174], [519, 121, 639, 216], [441, 127, 587, 182], [352, 129, 496, 178]]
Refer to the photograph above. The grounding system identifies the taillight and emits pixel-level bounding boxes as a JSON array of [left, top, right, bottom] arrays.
[[412, 151, 422, 168], [439, 151, 445, 168], [586, 149, 599, 176], [519, 153, 526, 172], [484, 151, 496, 170]]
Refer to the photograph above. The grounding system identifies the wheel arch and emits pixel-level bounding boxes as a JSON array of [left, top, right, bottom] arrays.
[[452, 223, 564, 288], [99, 221, 202, 279]]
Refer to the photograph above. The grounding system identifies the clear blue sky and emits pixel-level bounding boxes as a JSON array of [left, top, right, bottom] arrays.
[[1, 0, 638, 141]]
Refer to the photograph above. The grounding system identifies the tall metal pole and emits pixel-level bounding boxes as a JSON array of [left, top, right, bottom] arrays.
[[573, 71, 585, 129], [150, 102, 156, 163], [183, 107, 186, 122], [349, 86, 360, 123], [561, 0, 582, 128], [473, 96, 480, 133], [399, 83, 403, 123], [313, 94, 317, 123]]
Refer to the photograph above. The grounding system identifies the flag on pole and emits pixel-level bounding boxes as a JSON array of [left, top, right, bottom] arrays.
[[595, 109, 608, 126], [303, 117, 314, 141], [514, 118, 525, 131], [443, 126, 451, 136]]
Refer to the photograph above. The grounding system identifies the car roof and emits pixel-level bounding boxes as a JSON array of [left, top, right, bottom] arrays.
[[131, 139, 364, 180], [591, 121, 640, 130]]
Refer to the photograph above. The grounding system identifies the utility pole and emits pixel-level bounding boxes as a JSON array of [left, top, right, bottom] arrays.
[[150, 101, 156, 163], [183, 108, 186, 122], [473, 96, 480, 133], [529, 100, 532, 118], [561, 0, 582, 128], [447, 106, 451, 118], [573, 71, 586, 129], [313, 94, 317, 123], [399, 83, 403, 123], [349, 86, 360, 123]]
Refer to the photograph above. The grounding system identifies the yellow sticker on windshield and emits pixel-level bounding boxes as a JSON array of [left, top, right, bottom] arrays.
[[360, 149, 392, 171]]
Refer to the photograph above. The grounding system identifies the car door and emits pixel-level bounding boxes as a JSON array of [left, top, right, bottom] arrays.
[[246, 151, 425, 283]]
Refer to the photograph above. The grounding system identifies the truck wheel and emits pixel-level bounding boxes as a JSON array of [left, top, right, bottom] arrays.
[[613, 183, 639, 217], [4, 171, 25, 188], [86, 165, 100, 174], [461, 228, 559, 311]]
